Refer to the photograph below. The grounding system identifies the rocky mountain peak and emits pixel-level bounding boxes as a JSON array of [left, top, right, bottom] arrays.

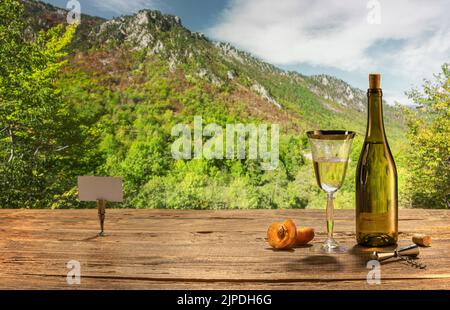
[[93, 9, 185, 49], [309, 74, 366, 111], [134, 9, 182, 28]]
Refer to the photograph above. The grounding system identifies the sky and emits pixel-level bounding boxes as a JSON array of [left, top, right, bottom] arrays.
[[43, 0, 450, 105]]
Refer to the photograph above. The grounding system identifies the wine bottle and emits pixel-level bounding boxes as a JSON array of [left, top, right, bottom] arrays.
[[356, 74, 398, 247]]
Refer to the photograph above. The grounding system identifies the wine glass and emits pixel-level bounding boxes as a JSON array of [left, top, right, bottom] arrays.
[[307, 130, 355, 253]]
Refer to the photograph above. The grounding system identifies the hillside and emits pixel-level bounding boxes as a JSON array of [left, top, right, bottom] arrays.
[[20, 0, 408, 209]]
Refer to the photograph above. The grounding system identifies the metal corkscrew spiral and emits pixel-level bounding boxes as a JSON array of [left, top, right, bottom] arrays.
[[397, 254, 427, 269]]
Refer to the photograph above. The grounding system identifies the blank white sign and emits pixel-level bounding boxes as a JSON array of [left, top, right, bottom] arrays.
[[77, 176, 123, 202]]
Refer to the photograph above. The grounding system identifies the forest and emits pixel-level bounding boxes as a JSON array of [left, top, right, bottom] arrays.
[[0, 0, 448, 210]]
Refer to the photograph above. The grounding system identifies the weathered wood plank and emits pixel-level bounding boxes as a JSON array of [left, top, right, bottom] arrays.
[[0, 209, 449, 289]]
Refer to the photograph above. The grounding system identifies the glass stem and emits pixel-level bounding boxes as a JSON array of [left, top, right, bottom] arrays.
[[326, 192, 335, 241]]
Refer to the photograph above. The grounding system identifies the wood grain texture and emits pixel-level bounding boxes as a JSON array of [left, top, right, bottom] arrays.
[[0, 209, 449, 290]]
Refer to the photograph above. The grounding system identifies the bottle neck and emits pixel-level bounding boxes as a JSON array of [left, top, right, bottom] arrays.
[[366, 89, 386, 143]]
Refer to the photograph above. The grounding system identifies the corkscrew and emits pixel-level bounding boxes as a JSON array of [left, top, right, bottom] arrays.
[[397, 254, 427, 269], [370, 244, 426, 269]]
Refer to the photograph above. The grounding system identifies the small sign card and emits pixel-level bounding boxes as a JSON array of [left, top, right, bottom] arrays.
[[77, 176, 123, 202]]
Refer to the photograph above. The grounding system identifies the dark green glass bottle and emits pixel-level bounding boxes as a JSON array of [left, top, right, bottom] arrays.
[[356, 74, 398, 247]]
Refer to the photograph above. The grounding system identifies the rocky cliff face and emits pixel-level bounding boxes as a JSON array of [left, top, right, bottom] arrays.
[[94, 10, 182, 49], [309, 75, 366, 112]]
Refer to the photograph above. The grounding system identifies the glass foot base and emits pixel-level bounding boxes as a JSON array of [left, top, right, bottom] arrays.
[[310, 238, 348, 254]]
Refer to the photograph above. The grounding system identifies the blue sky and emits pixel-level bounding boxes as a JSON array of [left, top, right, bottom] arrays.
[[43, 0, 450, 105]]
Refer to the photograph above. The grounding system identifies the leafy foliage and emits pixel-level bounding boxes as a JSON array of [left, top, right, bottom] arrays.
[[401, 64, 450, 208], [0, 0, 98, 208]]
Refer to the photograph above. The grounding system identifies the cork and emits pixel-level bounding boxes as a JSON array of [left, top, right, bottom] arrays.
[[369, 73, 381, 89], [412, 234, 432, 247]]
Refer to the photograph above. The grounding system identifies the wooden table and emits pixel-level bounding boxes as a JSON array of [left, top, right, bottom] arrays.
[[0, 209, 449, 289]]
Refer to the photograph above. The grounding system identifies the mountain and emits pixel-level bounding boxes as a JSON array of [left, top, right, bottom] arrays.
[[20, 0, 407, 209], [23, 0, 403, 128]]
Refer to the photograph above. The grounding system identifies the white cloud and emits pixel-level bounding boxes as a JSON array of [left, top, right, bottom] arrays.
[[90, 0, 159, 15], [208, 0, 449, 88]]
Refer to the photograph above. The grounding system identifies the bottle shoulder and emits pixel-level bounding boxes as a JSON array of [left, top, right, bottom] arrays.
[[357, 140, 397, 168]]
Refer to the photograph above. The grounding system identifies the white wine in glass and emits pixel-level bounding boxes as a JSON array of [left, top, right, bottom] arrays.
[[307, 130, 355, 253], [313, 158, 349, 193]]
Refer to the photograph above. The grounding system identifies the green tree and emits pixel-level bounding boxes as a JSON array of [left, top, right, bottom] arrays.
[[402, 64, 450, 208], [0, 0, 78, 208]]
